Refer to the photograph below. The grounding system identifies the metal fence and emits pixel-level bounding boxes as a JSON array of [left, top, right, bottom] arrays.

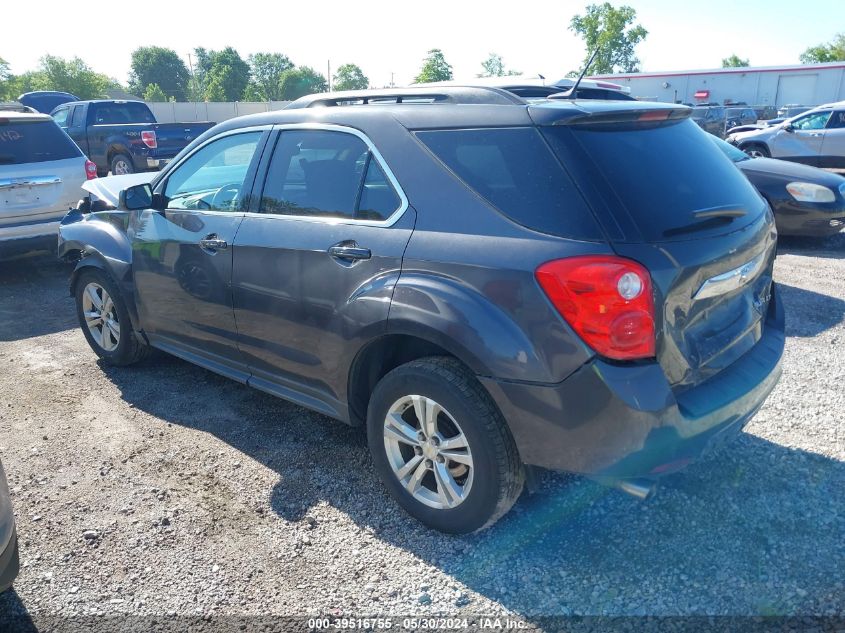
[[146, 101, 292, 123]]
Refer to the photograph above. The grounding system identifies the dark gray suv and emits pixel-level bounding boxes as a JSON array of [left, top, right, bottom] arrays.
[[59, 87, 785, 533]]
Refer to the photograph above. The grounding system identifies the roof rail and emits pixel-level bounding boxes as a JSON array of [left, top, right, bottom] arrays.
[[285, 86, 526, 109]]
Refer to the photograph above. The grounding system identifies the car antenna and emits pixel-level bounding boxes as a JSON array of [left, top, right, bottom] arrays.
[[564, 46, 601, 99]]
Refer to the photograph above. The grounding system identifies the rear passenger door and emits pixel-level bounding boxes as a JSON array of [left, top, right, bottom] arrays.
[[231, 125, 415, 419], [820, 109, 845, 169]]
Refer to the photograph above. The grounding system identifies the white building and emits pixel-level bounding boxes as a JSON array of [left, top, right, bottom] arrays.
[[590, 62, 845, 107]]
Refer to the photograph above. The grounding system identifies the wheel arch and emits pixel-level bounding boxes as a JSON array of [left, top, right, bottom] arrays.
[[347, 332, 483, 427]]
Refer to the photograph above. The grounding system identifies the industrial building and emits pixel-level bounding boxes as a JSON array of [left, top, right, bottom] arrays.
[[591, 62, 845, 107]]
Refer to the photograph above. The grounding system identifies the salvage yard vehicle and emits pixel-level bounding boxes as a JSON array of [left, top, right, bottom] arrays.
[[714, 136, 845, 237], [59, 87, 785, 533], [729, 101, 845, 167], [0, 457, 19, 593], [1, 110, 96, 260], [50, 100, 214, 176]]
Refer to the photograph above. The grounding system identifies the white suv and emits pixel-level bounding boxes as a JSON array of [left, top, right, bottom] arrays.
[[729, 101, 845, 169], [1, 111, 95, 260]]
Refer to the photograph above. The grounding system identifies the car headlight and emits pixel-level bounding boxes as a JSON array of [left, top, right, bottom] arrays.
[[786, 182, 836, 203]]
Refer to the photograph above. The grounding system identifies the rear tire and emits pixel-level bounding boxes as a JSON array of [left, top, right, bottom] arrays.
[[109, 153, 134, 175], [367, 356, 523, 533], [74, 268, 150, 366]]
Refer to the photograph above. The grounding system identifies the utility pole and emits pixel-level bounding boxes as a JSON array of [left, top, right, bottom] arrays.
[[327, 60, 332, 91], [390, 71, 395, 88]]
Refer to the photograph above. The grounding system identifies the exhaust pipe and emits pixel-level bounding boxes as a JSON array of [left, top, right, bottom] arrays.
[[616, 478, 656, 501]]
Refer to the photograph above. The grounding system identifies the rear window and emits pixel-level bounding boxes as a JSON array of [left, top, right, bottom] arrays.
[[542, 119, 764, 242], [0, 119, 82, 165], [91, 103, 155, 124], [415, 127, 602, 240]]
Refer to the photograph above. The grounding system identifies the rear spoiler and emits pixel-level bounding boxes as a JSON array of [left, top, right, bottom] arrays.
[[550, 107, 692, 126]]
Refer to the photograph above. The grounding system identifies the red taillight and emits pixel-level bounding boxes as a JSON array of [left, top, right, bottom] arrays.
[[535, 255, 655, 361], [84, 159, 98, 180], [141, 130, 157, 149]]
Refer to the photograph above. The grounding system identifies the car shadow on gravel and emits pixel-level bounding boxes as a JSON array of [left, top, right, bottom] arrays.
[[0, 255, 75, 342], [0, 589, 37, 631], [777, 283, 845, 337], [100, 355, 845, 617]]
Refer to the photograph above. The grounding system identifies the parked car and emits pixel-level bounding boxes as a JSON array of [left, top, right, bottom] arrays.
[[0, 457, 19, 593], [59, 87, 784, 533], [18, 91, 78, 114], [778, 104, 811, 119], [729, 101, 845, 167], [691, 105, 727, 137], [713, 136, 845, 237], [50, 100, 214, 176], [0, 103, 37, 114], [725, 107, 757, 131], [1, 112, 96, 260]]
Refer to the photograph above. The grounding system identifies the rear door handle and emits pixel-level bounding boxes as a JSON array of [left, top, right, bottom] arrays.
[[328, 243, 371, 261], [199, 234, 228, 252]]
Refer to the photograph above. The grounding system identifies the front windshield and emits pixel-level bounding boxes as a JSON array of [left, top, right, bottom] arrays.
[[710, 136, 750, 163]]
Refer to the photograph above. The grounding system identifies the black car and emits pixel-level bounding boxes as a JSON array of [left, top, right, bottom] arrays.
[[58, 88, 784, 533], [714, 136, 845, 236], [725, 107, 757, 132], [691, 105, 727, 137]]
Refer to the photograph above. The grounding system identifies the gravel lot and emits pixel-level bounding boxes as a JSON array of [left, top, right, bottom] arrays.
[[0, 234, 843, 626]]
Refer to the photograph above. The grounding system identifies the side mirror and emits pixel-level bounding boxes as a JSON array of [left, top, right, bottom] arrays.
[[118, 183, 154, 211], [783, 123, 794, 132]]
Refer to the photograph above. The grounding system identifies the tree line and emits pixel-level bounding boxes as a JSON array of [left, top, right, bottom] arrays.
[[2, 4, 844, 103]]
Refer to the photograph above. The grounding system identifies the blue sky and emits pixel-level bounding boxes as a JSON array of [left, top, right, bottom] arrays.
[[4, 0, 843, 87]]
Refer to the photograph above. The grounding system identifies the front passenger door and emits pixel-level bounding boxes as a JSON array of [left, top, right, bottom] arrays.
[[131, 129, 268, 377]]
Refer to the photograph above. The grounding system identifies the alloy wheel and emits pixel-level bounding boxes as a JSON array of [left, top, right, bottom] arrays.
[[81, 282, 120, 352], [383, 395, 474, 510]]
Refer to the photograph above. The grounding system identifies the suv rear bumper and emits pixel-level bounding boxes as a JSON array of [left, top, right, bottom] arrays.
[[482, 283, 785, 481]]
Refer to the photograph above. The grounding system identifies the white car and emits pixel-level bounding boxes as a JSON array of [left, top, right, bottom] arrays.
[[729, 101, 845, 169], [0, 111, 96, 260]]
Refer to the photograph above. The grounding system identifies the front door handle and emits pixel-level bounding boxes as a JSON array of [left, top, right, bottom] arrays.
[[328, 243, 371, 261], [199, 234, 228, 252]]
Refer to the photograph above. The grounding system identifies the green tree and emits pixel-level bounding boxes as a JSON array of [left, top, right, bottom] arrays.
[[0, 57, 13, 100], [569, 3, 648, 74], [333, 63, 369, 90], [129, 46, 190, 101], [278, 67, 328, 100], [800, 33, 845, 64], [246, 53, 294, 100], [414, 49, 453, 83], [478, 53, 520, 78], [26, 56, 117, 100], [143, 83, 168, 102], [722, 54, 750, 68], [192, 47, 250, 101]]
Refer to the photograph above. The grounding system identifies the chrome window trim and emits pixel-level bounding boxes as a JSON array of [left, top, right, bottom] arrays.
[[245, 122, 409, 228], [693, 251, 766, 301]]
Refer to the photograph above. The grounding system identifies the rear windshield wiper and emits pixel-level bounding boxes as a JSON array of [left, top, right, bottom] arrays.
[[663, 208, 747, 237]]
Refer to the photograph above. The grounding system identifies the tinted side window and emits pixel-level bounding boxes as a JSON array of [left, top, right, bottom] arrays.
[[260, 129, 401, 221], [52, 108, 69, 127], [416, 127, 601, 240], [71, 106, 86, 127], [0, 119, 82, 164], [164, 132, 261, 211], [826, 111, 845, 129]]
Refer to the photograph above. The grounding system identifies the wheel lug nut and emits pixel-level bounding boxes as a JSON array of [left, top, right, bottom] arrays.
[[436, 455, 445, 464], [430, 436, 440, 446], [425, 459, 433, 469], [414, 446, 422, 456], [417, 432, 426, 442]]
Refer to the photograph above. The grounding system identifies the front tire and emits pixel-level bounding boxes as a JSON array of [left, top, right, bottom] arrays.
[[742, 143, 770, 158], [367, 357, 523, 533], [74, 268, 150, 366], [110, 153, 135, 175]]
